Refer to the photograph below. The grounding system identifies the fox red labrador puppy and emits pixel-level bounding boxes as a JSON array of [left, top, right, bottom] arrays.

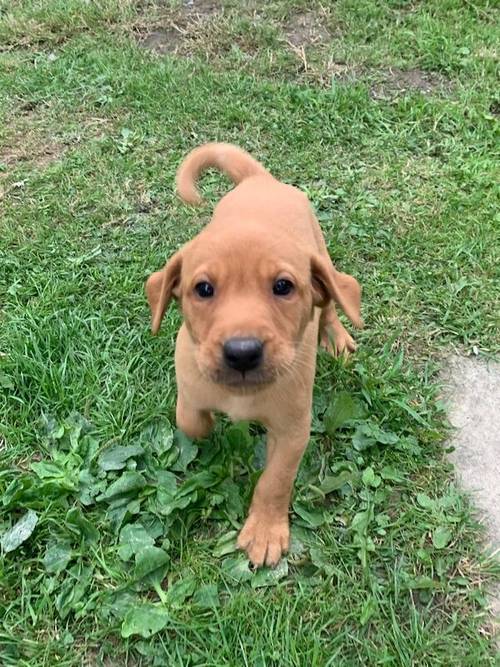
[[146, 143, 362, 566]]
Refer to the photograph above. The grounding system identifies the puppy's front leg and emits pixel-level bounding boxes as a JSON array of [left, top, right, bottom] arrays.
[[176, 394, 214, 440], [237, 418, 310, 567], [319, 304, 357, 356]]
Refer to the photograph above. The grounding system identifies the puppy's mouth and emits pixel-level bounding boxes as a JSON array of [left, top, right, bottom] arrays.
[[211, 366, 276, 390]]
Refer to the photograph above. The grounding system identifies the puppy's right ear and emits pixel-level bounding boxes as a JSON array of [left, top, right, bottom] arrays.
[[310, 255, 363, 329], [145, 251, 183, 334]]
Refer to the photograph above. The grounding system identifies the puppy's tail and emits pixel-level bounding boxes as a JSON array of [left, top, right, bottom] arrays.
[[176, 143, 271, 205]]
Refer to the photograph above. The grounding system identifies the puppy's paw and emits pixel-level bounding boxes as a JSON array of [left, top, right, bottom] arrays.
[[237, 512, 289, 568], [320, 326, 357, 357]]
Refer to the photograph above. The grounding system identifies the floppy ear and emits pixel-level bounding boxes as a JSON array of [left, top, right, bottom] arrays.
[[311, 255, 363, 329], [145, 252, 183, 334]]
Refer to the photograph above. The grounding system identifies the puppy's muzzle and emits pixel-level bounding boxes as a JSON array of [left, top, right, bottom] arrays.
[[223, 337, 264, 373]]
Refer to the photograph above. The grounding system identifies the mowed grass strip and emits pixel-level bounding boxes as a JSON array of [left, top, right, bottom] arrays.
[[0, 1, 499, 665]]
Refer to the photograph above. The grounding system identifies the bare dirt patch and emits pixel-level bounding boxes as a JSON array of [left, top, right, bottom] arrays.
[[0, 134, 63, 173], [138, 28, 183, 55], [370, 67, 450, 99], [0, 110, 65, 182], [182, 0, 221, 17], [135, 0, 223, 56], [0, 109, 113, 201], [284, 11, 330, 48], [134, 6, 262, 61]]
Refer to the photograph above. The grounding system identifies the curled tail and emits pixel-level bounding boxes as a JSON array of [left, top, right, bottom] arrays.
[[176, 143, 271, 205]]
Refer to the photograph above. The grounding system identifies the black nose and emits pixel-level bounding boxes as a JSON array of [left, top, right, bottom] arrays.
[[223, 337, 264, 373]]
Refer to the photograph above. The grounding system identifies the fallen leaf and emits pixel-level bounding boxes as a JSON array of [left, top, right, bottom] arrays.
[[1, 510, 38, 553]]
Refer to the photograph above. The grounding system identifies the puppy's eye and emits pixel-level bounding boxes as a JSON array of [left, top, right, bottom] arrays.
[[194, 281, 214, 298], [273, 279, 294, 296]]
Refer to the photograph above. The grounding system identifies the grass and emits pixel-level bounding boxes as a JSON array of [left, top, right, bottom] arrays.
[[0, 0, 499, 664]]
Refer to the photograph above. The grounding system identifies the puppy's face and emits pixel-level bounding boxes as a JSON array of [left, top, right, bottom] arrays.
[[147, 224, 362, 390], [182, 233, 316, 387], [146, 230, 338, 389]]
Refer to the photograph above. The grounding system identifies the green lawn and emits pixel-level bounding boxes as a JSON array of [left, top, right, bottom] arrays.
[[1, 1, 499, 665]]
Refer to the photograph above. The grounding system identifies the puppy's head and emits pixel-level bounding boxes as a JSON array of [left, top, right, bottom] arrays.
[[146, 229, 361, 390]]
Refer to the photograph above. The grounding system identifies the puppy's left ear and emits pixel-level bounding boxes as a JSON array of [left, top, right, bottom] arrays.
[[145, 251, 183, 334], [311, 255, 363, 328]]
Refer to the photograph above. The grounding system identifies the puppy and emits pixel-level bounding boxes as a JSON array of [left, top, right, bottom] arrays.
[[146, 144, 362, 567]]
